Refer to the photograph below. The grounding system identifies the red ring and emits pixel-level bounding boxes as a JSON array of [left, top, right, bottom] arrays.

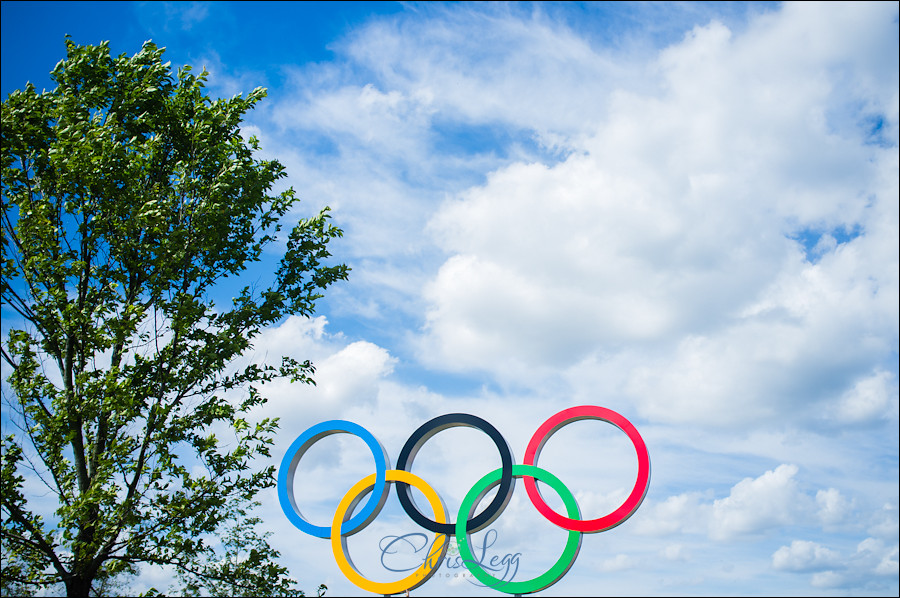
[[523, 406, 650, 533]]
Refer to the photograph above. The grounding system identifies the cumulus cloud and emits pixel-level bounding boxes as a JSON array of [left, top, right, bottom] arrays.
[[239, 315, 399, 443], [636, 464, 860, 544], [409, 1, 898, 433], [859, 538, 900, 577], [771, 537, 899, 590], [831, 370, 898, 423], [313, 340, 397, 404], [816, 488, 855, 527], [709, 465, 808, 540], [772, 540, 842, 572], [868, 503, 900, 541], [633, 464, 822, 542], [246, 2, 897, 433]]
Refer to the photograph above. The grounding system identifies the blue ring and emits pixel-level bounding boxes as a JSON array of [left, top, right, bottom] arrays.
[[278, 420, 389, 538]]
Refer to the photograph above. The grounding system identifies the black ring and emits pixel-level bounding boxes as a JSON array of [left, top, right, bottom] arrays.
[[395, 413, 515, 534]]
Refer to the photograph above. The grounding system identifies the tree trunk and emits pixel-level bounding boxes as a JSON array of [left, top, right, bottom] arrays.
[[66, 573, 94, 597]]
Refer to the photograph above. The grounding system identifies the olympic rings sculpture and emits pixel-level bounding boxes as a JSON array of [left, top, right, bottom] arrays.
[[278, 405, 650, 595]]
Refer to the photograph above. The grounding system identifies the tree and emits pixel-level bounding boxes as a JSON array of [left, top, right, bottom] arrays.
[[1, 38, 346, 596]]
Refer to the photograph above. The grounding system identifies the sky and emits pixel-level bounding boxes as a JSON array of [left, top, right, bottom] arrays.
[[1, 1, 898, 596]]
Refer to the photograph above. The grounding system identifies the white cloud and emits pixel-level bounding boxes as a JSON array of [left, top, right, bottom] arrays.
[[831, 370, 898, 423], [406, 1, 899, 433], [633, 492, 707, 536], [273, 81, 435, 164], [858, 538, 900, 577], [816, 488, 855, 527], [710, 464, 808, 540], [633, 462, 861, 544], [335, 5, 639, 143], [249, 4, 898, 436], [874, 544, 899, 576], [240, 316, 399, 443], [313, 340, 397, 404], [774, 536, 900, 590], [772, 540, 842, 572], [868, 503, 900, 541]]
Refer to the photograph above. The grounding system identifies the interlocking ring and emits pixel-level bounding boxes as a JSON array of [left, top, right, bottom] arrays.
[[456, 464, 582, 594], [332, 469, 449, 595], [523, 405, 651, 533], [395, 413, 515, 534], [277, 420, 389, 538], [278, 406, 650, 595]]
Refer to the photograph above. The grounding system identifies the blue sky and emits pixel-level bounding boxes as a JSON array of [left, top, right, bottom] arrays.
[[2, 1, 898, 596]]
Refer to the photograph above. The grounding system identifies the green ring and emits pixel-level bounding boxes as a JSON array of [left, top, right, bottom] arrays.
[[455, 464, 582, 594]]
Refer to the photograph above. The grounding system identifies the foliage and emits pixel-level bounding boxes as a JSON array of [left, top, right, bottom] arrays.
[[173, 503, 326, 598], [1, 38, 346, 596]]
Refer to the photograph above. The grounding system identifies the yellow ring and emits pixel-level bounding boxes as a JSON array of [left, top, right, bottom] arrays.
[[331, 469, 450, 595]]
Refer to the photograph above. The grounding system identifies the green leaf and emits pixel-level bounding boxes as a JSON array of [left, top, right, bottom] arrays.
[[2, 37, 342, 598]]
